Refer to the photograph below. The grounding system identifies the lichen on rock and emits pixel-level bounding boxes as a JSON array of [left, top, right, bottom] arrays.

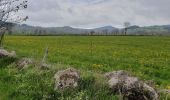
[[105, 70, 159, 100], [54, 68, 80, 90], [16, 58, 33, 70], [0, 49, 16, 58]]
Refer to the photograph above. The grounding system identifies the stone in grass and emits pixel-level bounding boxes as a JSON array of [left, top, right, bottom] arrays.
[[159, 89, 170, 94], [105, 70, 159, 100], [0, 49, 16, 58], [39, 63, 50, 70], [16, 58, 33, 70], [54, 68, 80, 90]]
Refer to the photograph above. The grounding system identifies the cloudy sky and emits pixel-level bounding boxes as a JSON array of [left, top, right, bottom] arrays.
[[22, 0, 170, 28]]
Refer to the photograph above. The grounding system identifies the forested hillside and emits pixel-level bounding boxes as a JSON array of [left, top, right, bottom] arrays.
[[11, 24, 170, 35]]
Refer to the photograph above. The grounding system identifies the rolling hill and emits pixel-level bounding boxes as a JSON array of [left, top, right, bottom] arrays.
[[11, 24, 170, 35]]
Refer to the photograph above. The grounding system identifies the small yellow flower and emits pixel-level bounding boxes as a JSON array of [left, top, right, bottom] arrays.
[[92, 64, 103, 69], [166, 86, 170, 89]]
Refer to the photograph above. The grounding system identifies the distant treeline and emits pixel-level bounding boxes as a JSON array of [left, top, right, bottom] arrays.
[[3, 23, 170, 36]]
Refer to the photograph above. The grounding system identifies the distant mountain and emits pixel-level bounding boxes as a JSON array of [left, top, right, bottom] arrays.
[[11, 24, 170, 35], [127, 25, 170, 35], [162, 25, 170, 31], [93, 26, 118, 33], [128, 25, 140, 29], [12, 24, 119, 35]]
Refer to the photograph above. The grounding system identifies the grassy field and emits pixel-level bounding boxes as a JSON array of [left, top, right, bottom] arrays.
[[1, 36, 170, 99]]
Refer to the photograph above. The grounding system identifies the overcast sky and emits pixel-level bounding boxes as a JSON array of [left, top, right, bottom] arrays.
[[22, 0, 170, 28]]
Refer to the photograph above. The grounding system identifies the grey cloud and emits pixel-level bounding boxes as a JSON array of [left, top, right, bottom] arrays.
[[22, 0, 170, 28]]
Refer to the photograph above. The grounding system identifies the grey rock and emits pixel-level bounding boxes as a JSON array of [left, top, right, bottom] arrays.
[[105, 70, 159, 100], [16, 58, 33, 70], [54, 68, 80, 90], [159, 89, 170, 94], [40, 63, 50, 70], [0, 49, 16, 58]]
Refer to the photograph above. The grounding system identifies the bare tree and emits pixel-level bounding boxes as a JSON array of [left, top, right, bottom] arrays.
[[124, 22, 130, 35], [90, 30, 95, 36], [0, 0, 28, 48], [102, 29, 108, 36]]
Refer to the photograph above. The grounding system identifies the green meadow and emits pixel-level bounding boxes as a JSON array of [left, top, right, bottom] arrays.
[[0, 36, 170, 99]]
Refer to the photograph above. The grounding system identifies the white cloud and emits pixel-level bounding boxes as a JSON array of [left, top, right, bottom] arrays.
[[22, 0, 170, 28]]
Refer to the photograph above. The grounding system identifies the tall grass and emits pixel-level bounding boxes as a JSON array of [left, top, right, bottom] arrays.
[[0, 36, 170, 99]]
